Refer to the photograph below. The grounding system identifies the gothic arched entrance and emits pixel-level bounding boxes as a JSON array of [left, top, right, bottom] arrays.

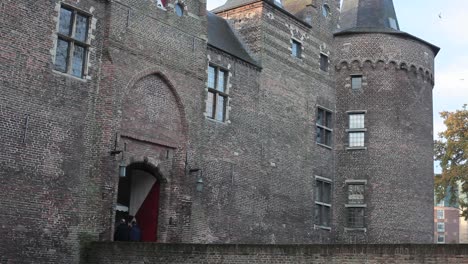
[[116, 163, 162, 241], [113, 71, 188, 242]]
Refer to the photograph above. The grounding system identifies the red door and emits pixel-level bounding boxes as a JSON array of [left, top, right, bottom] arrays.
[[135, 181, 160, 242]]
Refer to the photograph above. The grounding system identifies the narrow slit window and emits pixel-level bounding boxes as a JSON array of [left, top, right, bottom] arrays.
[[320, 54, 329, 72], [292, 40, 302, 58]]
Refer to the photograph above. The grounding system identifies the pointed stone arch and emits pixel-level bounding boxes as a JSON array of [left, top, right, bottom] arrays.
[[114, 69, 190, 242]]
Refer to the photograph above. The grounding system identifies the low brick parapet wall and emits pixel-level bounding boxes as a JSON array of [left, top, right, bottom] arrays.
[[85, 243, 468, 263]]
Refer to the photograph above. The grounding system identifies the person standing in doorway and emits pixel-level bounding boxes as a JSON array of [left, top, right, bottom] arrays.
[[114, 219, 130, 241], [130, 220, 142, 242]]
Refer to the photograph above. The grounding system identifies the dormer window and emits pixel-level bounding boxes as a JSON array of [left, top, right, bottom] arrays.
[[389, 18, 398, 30]]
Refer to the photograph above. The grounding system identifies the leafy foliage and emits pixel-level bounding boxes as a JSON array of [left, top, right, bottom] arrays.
[[434, 105, 468, 218]]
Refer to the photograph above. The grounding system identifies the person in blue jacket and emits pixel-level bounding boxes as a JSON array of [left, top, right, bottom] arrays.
[[129, 220, 142, 242]]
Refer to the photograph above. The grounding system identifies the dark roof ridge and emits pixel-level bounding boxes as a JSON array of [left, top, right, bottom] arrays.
[[207, 12, 260, 67]]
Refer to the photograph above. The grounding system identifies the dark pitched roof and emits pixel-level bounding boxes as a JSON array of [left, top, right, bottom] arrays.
[[207, 12, 259, 66], [210, 0, 260, 13], [337, 0, 439, 55], [339, 0, 400, 31]]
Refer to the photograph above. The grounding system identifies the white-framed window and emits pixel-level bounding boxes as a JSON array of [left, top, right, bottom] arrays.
[[316, 107, 333, 147], [437, 209, 444, 220], [291, 39, 302, 58], [351, 75, 362, 89], [437, 222, 445, 232], [320, 53, 329, 72], [54, 4, 91, 78], [315, 176, 332, 228], [347, 112, 366, 148], [206, 65, 228, 122], [437, 234, 445, 244]]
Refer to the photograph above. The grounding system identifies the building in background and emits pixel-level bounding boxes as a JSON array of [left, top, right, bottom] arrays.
[[434, 199, 459, 244], [434, 184, 468, 243]]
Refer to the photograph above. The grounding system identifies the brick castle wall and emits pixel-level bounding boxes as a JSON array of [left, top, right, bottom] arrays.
[[86, 243, 468, 264]]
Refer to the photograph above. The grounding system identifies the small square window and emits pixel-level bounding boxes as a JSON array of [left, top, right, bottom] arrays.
[[349, 132, 365, 147], [437, 222, 445, 232], [320, 54, 329, 72], [347, 207, 365, 228], [348, 184, 365, 205], [349, 114, 365, 129], [437, 209, 444, 219], [351, 76, 362, 89], [437, 234, 445, 243], [292, 40, 302, 58]]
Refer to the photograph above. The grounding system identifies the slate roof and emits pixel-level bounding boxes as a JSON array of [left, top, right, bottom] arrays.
[[207, 12, 259, 66], [337, 0, 439, 55], [339, 0, 400, 32]]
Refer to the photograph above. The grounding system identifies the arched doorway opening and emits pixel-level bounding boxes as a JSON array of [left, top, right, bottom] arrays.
[[115, 163, 161, 242]]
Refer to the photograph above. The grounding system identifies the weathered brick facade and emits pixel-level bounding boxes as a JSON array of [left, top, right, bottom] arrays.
[[0, 0, 437, 263], [333, 33, 436, 243], [86, 243, 468, 264]]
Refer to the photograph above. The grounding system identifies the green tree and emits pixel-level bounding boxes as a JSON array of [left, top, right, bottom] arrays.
[[434, 105, 468, 218]]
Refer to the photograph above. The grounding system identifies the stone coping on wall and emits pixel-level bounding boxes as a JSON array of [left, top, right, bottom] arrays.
[[85, 242, 468, 263]]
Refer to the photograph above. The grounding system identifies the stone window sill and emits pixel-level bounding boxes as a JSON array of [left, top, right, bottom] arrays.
[[317, 143, 332, 150], [344, 228, 367, 232], [346, 147, 367, 151]]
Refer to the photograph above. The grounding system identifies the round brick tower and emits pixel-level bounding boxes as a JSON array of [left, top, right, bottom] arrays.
[[333, 0, 439, 243]]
